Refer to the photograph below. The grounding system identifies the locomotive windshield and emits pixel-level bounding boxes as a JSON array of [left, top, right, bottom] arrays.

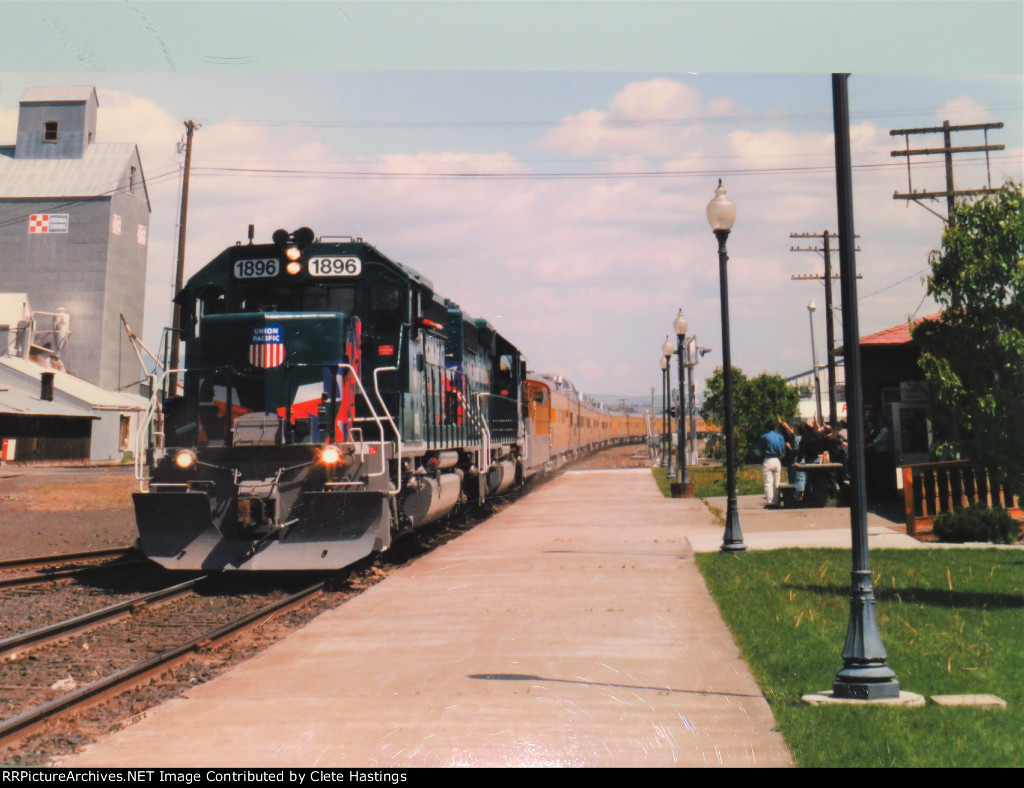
[[236, 284, 356, 314]]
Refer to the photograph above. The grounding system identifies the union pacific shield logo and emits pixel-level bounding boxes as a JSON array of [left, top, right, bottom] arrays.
[[249, 324, 285, 368]]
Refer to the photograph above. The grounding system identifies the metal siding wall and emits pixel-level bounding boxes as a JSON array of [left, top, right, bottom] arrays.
[[0, 193, 149, 391], [89, 409, 122, 461], [15, 101, 91, 160], [106, 188, 149, 392]]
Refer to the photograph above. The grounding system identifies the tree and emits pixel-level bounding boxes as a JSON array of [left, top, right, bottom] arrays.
[[913, 179, 1024, 491], [701, 367, 800, 463]]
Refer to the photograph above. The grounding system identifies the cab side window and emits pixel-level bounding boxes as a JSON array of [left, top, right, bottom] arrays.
[[192, 286, 226, 338], [369, 281, 403, 332]]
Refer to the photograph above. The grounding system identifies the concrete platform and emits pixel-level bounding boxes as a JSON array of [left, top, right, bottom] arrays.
[[692, 493, 922, 552], [64, 469, 794, 768]]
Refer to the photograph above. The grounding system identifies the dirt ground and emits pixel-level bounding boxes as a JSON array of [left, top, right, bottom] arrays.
[[0, 444, 653, 561], [0, 466, 140, 560]]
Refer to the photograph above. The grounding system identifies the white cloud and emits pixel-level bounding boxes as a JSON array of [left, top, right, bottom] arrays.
[[539, 78, 722, 160], [936, 95, 992, 124], [0, 104, 17, 142], [8, 74, 1011, 404]]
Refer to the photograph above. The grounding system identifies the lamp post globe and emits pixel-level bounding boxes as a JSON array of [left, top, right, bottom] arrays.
[[706, 179, 737, 231], [706, 179, 745, 552], [673, 310, 689, 338]]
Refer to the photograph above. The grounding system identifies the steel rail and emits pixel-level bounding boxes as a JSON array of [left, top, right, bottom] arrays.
[[0, 577, 206, 661], [0, 556, 147, 590], [0, 548, 135, 571], [0, 581, 325, 748]]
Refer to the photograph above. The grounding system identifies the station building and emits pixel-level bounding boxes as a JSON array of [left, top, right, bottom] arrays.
[[0, 86, 151, 392]]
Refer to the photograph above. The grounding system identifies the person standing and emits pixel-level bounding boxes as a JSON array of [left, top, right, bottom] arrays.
[[757, 421, 788, 508]]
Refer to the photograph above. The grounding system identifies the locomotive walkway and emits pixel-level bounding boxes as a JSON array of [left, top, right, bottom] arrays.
[[62, 469, 916, 769]]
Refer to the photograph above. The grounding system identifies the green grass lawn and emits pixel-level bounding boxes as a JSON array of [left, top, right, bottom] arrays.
[[695, 548, 1023, 768], [653, 463, 762, 499]]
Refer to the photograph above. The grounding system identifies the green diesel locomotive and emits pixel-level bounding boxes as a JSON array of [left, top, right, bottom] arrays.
[[134, 228, 525, 570]]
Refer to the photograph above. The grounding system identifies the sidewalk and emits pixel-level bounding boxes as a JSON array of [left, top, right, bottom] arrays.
[[64, 469, 795, 768], [690, 494, 925, 552]]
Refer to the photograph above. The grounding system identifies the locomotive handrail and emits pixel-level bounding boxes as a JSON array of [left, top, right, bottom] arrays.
[[135, 366, 186, 491], [372, 365, 402, 494], [135, 362, 399, 490], [475, 392, 492, 471], [312, 361, 392, 486]]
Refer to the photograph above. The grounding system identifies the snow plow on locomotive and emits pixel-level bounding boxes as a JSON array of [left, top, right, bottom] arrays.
[[132, 227, 647, 571]]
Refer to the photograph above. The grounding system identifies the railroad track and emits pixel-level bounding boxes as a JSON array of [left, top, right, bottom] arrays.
[[0, 548, 135, 572], [0, 580, 324, 749], [0, 548, 143, 589], [0, 576, 205, 661]]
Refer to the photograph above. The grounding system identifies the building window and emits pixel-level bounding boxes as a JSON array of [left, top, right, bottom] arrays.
[[43, 121, 59, 142]]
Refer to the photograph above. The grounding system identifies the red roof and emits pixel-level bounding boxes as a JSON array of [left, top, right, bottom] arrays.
[[860, 313, 941, 346]]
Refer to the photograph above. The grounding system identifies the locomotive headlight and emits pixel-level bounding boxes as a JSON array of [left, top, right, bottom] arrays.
[[319, 445, 343, 465], [285, 259, 303, 275], [173, 449, 197, 470], [285, 245, 303, 262]]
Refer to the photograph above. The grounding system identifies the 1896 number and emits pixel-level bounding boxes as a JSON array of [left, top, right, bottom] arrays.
[[309, 257, 361, 276], [234, 259, 279, 278]]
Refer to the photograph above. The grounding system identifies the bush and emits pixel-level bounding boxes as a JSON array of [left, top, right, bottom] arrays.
[[933, 503, 1022, 544]]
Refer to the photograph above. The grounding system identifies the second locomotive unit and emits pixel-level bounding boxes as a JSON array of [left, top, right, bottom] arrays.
[[136, 227, 526, 570]]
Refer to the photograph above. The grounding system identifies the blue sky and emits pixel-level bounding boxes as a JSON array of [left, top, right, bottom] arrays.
[[0, 2, 1021, 399]]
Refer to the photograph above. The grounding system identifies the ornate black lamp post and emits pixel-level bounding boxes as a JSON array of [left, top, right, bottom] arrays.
[[659, 353, 669, 471], [831, 73, 899, 699], [673, 310, 692, 496], [661, 336, 676, 478], [706, 179, 746, 552]]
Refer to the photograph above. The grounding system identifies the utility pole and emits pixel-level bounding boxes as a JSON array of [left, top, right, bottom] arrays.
[[790, 231, 860, 429], [169, 119, 198, 397], [890, 120, 1004, 225]]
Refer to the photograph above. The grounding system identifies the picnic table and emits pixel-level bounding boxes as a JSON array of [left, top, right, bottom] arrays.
[[780, 462, 846, 508]]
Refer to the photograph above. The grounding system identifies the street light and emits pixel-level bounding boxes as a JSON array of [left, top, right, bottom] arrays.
[[706, 179, 746, 552], [661, 335, 676, 481], [808, 300, 824, 425], [830, 72, 899, 700], [659, 353, 671, 473], [673, 310, 692, 496]]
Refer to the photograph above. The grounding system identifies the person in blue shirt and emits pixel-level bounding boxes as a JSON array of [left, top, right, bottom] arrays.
[[757, 420, 789, 508]]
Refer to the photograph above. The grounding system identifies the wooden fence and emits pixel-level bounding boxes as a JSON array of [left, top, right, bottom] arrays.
[[901, 460, 1022, 536]]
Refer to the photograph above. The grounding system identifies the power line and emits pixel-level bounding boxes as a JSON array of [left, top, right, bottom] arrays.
[[858, 269, 930, 301], [183, 101, 1024, 133], [186, 158, 978, 182]]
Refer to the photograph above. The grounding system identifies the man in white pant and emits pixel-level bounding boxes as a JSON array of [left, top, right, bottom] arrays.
[[757, 421, 789, 508]]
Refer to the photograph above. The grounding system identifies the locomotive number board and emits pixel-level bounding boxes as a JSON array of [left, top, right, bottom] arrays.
[[234, 259, 280, 278], [308, 257, 362, 276]]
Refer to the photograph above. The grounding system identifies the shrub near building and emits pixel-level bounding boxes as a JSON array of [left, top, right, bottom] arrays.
[[933, 503, 1021, 544]]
